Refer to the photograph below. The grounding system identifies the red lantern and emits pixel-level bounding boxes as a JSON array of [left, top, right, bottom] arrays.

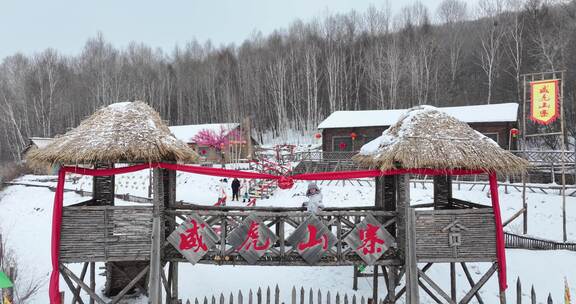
[[277, 176, 294, 189], [510, 128, 519, 138], [315, 133, 322, 139], [339, 142, 347, 151], [350, 132, 357, 141], [201, 149, 207, 155]]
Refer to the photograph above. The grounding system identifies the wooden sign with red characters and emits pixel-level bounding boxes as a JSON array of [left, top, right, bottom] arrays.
[[227, 214, 278, 264], [286, 215, 337, 264], [344, 215, 396, 265], [168, 214, 219, 264]]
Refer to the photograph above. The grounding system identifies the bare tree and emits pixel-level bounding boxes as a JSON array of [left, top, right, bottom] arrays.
[[0, 234, 44, 303], [503, 0, 526, 101], [476, 0, 506, 104], [437, 0, 468, 86]]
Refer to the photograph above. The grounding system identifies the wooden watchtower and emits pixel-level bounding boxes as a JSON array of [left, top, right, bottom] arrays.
[[27, 101, 198, 302], [355, 106, 529, 303]]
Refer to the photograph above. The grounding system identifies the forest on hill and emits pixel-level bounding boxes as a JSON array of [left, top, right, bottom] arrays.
[[1, 0, 575, 161]]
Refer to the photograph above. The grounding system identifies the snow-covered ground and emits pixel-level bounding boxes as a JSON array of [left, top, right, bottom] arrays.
[[1, 170, 575, 303]]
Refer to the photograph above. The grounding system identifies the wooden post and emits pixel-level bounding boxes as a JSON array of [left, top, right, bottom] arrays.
[[450, 263, 456, 302], [516, 277, 521, 304], [385, 266, 398, 304], [559, 71, 568, 242], [165, 169, 178, 303], [398, 174, 418, 303], [149, 168, 165, 303], [90, 262, 95, 304], [433, 175, 452, 209], [522, 175, 527, 235], [244, 117, 253, 160], [171, 262, 179, 304], [372, 266, 378, 304], [7, 266, 14, 304], [352, 266, 358, 291], [405, 208, 419, 303], [500, 289, 507, 304]]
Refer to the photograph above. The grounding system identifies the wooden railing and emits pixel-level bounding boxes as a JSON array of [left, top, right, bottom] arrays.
[[504, 232, 576, 251], [288, 151, 359, 163], [165, 205, 399, 266], [510, 150, 575, 164]]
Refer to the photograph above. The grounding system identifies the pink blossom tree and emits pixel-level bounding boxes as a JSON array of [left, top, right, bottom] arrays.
[[193, 126, 243, 151]]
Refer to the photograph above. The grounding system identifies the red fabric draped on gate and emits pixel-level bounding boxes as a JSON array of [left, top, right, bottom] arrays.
[[48, 163, 506, 304], [489, 173, 507, 291]]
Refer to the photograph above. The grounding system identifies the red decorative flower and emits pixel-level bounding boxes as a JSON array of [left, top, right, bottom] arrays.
[[277, 176, 294, 189]]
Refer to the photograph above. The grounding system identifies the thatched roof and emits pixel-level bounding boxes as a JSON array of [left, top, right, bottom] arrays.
[[353, 106, 528, 174], [27, 101, 198, 165]]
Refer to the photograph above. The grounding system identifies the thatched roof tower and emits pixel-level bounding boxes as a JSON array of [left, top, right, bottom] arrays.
[[27, 101, 198, 165], [354, 105, 528, 174]]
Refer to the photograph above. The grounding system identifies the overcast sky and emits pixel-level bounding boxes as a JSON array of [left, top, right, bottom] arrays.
[[0, 0, 446, 60]]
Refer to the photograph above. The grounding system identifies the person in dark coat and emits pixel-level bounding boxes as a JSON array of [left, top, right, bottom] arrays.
[[231, 178, 241, 201]]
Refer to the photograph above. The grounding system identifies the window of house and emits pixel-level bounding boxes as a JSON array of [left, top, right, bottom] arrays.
[[482, 132, 499, 144], [332, 136, 353, 151]]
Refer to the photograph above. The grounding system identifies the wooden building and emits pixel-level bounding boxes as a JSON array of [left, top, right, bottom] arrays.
[[318, 103, 519, 153], [169, 121, 257, 163]]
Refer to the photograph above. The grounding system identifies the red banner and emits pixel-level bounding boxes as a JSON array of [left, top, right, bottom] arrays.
[[530, 79, 560, 125], [48, 163, 505, 303]]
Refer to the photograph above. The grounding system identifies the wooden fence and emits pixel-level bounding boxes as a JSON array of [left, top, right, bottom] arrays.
[[505, 233, 576, 251], [186, 280, 563, 304], [515, 277, 558, 304], [186, 286, 367, 304], [2, 181, 153, 204]]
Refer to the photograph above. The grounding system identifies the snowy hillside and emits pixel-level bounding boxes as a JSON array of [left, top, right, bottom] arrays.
[[1, 170, 575, 303]]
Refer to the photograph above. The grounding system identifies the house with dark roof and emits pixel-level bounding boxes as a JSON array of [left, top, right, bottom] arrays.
[[317, 103, 519, 153]]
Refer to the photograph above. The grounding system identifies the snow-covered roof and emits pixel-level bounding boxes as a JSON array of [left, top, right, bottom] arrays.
[[27, 101, 198, 165], [318, 103, 519, 129], [353, 105, 528, 174], [169, 123, 240, 143], [29, 137, 53, 149]]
